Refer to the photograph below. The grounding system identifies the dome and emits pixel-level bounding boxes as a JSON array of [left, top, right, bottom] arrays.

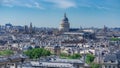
[[59, 13, 70, 32], [60, 21, 69, 27], [62, 17, 68, 22]]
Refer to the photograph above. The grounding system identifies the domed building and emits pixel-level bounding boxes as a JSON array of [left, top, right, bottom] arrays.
[[59, 13, 70, 32]]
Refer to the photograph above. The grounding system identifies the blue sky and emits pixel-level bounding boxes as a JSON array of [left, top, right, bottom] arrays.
[[0, 0, 120, 28]]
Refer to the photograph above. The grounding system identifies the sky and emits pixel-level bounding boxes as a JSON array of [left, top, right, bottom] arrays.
[[0, 0, 120, 28]]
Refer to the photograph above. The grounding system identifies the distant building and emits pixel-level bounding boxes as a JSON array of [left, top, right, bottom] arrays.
[[54, 46, 61, 56], [0, 25, 1, 31], [102, 54, 118, 68], [29, 22, 33, 34], [59, 13, 70, 32], [5, 23, 12, 28], [0, 54, 28, 68], [24, 25, 29, 33], [5, 23, 13, 31], [102, 50, 120, 68], [29, 57, 87, 68]]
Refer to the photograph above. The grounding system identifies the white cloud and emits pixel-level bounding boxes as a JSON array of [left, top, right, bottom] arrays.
[[0, 0, 118, 10], [3, 4, 13, 7], [0, 0, 15, 7], [44, 0, 77, 9], [76, 0, 112, 10], [34, 2, 44, 9], [96, 6, 110, 10], [24, 3, 33, 8], [0, 0, 44, 9], [2, 0, 15, 3]]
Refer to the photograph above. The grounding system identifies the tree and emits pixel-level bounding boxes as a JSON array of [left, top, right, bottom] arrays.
[[86, 53, 95, 63], [60, 53, 68, 57], [111, 38, 120, 41], [0, 50, 13, 56], [60, 53, 81, 59], [24, 48, 51, 59], [91, 63, 100, 68], [69, 54, 82, 59]]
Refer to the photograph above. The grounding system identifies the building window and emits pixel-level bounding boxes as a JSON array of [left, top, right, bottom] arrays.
[[105, 65, 107, 68], [111, 60, 115, 63], [113, 66, 116, 68], [104, 60, 107, 62], [109, 65, 111, 68]]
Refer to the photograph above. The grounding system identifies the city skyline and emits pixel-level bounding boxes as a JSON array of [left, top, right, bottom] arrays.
[[0, 0, 120, 28]]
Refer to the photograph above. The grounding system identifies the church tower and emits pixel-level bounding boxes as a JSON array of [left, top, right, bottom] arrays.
[[59, 13, 70, 32], [29, 22, 33, 33]]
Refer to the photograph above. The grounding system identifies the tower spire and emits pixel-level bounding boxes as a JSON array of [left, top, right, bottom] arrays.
[[64, 12, 67, 18]]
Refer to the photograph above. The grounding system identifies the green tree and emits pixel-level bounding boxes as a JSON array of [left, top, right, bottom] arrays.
[[91, 63, 100, 68], [69, 54, 82, 59], [24, 48, 51, 59], [60, 53, 81, 59], [60, 53, 68, 57], [85, 54, 101, 68], [0, 50, 13, 56], [111, 38, 120, 41], [86, 53, 95, 63]]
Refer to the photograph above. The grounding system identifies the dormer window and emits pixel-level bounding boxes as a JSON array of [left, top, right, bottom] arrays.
[[111, 60, 115, 63], [104, 60, 107, 62]]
